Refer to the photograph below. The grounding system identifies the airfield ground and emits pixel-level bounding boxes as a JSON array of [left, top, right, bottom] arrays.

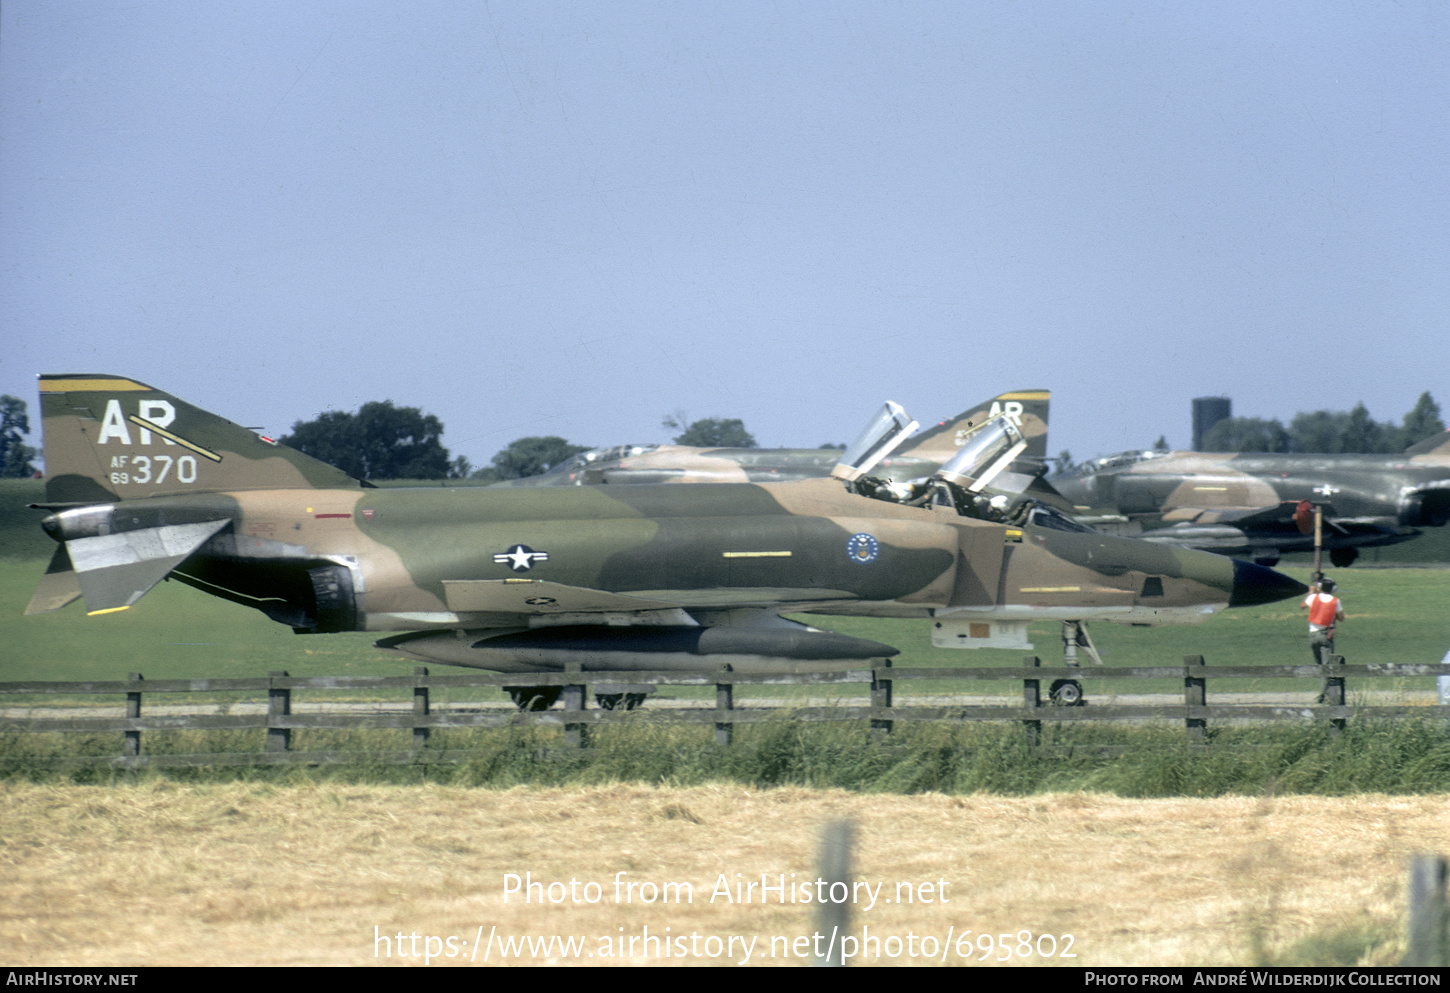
[[3, 782, 1446, 967], [4, 478, 1450, 967]]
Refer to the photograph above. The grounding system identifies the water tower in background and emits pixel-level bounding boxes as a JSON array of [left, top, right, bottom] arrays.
[[1192, 397, 1231, 451]]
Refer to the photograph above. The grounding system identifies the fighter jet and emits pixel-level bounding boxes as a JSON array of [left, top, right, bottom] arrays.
[[494, 390, 1053, 488], [1053, 435, 1450, 566], [27, 376, 1305, 709]]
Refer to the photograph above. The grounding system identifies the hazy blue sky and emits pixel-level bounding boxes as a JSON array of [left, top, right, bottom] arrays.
[[4, 2, 1447, 470]]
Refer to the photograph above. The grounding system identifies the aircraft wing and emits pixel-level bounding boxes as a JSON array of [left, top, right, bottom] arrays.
[[1157, 501, 1336, 527], [441, 578, 858, 614], [441, 580, 681, 614]]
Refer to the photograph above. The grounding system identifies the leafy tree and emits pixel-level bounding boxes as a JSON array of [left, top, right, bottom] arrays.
[[1288, 410, 1352, 453], [1152, 435, 1169, 451], [1289, 405, 1403, 453], [281, 400, 452, 479], [1201, 417, 1292, 453], [818, 442, 846, 450], [477, 436, 591, 481], [1338, 402, 1391, 453], [1401, 392, 1445, 448], [672, 417, 757, 448], [0, 395, 38, 478]]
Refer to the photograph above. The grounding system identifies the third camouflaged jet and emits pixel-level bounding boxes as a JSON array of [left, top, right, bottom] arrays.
[[27, 376, 1305, 708], [1053, 433, 1450, 566]]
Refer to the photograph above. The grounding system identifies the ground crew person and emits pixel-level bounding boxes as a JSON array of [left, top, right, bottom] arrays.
[[1302, 576, 1344, 663], [1301, 577, 1345, 703]]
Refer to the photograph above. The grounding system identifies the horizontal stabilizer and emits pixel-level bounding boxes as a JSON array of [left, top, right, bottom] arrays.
[[68, 520, 230, 615], [25, 546, 82, 615]]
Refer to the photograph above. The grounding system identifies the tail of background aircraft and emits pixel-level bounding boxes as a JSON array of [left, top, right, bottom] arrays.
[[896, 390, 1050, 463], [37, 374, 364, 507], [1405, 429, 1450, 459]]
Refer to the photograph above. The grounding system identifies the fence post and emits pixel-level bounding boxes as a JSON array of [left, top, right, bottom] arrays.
[[563, 666, 587, 749], [1323, 654, 1347, 737], [813, 819, 854, 967], [870, 660, 893, 740], [715, 667, 734, 746], [267, 671, 291, 752], [1022, 656, 1041, 746], [1184, 655, 1206, 744], [124, 672, 143, 758], [413, 666, 430, 748], [1404, 854, 1448, 967]]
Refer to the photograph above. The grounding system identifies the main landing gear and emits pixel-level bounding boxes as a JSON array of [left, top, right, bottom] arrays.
[[504, 683, 655, 711], [1050, 620, 1101, 707], [507, 686, 562, 711]]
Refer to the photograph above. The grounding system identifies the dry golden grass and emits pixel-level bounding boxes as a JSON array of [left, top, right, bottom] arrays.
[[2, 782, 1445, 967]]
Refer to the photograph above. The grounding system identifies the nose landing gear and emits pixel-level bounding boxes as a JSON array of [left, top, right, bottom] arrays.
[[1052, 620, 1100, 707]]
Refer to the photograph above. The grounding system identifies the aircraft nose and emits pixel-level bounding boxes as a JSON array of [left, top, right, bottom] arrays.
[[1227, 559, 1310, 607]]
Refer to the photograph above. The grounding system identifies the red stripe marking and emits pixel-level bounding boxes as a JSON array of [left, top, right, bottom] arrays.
[[315, 513, 352, 519]]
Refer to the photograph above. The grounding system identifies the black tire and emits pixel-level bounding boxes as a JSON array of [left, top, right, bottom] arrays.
[[1329, 547, 1358, 568], [1049, 679, 1085, 707]]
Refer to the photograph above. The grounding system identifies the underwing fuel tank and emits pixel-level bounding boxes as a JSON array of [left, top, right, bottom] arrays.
[[375, 621, 899, 673]]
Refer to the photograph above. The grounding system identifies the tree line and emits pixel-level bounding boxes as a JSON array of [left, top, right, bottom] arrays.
[[0, 393, 776, 483], [279, 404, 764, 481], [1200, 392, 1444, 454]]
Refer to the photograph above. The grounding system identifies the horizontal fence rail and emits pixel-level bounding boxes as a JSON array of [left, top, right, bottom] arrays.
[[3, 656, 1449, 769]]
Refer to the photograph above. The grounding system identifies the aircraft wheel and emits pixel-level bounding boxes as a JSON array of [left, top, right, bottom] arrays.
[[509, 687, 561, 711], [1330, 547, 1358, 568], [1254, 555, 1280, 567], [595, 693, 625, 710], [1049, 679, 1085, 707]]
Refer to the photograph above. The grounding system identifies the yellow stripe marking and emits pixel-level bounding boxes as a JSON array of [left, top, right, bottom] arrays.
[[1019, 586, 1081, 593], [995, 391, 1050, 400], [87, 605, 131, 616], [1193, 486, 1228, 491], [722, 551, 792, 558], [129, 416, 223, 462], [40, 378, 148, 392]]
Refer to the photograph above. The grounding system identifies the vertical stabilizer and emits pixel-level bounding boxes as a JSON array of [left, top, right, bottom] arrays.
[[898, 390, 1050, 463], [38, 374, 365, 505]]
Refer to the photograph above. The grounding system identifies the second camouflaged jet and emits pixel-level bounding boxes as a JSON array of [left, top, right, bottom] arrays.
[[495, 390, 1053, 487], [1053, 434, 1450, 566], [27, 376, 1306, 708]]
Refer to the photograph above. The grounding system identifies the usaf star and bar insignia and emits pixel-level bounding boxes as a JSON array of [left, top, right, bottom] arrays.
[[495, 544, 550, 572]]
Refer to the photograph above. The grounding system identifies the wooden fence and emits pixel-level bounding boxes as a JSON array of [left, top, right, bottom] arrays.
[[2, 655, 1448, 769]]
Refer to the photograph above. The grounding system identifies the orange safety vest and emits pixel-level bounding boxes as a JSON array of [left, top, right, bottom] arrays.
[[1307, 593, 1340, 629]]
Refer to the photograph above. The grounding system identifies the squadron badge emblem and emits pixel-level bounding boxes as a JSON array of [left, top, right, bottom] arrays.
[[846, 533, 879, 564], [494, 544, 549, 572]]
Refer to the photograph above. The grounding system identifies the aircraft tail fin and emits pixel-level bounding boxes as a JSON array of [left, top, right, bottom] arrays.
[[37, 374, 365, 506], [898, 390, 1050, 463], [1404, 429, 1450, 458]]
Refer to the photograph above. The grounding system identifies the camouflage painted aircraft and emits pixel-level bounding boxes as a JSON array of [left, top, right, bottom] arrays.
[[1053, 435, 1450, 566], [27, 376, 1305, 708], [495, 390, 1054, 488]]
